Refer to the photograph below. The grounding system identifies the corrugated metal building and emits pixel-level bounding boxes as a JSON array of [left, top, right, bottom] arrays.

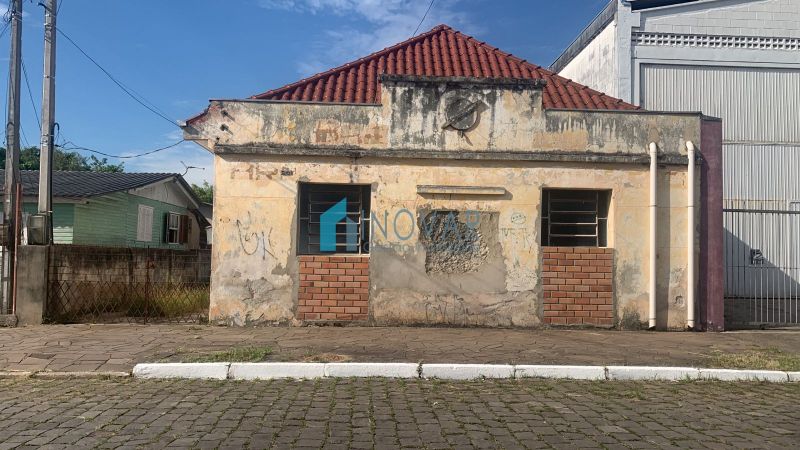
[[552, 0, 800, 327]]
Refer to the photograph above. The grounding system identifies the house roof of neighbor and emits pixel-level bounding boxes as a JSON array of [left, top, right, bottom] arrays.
[[0, 170, 191, 200], [249, 24, 639, 111]]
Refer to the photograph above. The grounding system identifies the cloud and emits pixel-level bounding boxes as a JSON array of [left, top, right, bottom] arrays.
[[259, 0, 480, 76]]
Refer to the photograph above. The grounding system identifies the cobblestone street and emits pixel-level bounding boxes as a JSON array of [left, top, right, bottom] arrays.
[[0, 378, 797, 449]]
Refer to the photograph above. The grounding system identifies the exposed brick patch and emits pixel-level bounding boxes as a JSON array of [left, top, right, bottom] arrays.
[[298, 255, 369, 321], [542, 247, 613, 327]]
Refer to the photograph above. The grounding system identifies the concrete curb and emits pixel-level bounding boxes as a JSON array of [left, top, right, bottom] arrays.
[[10, 363, 785, 383], [422, 364, 514, 380], [133, 363, 229, 380], [32, 371, 131, 379], [606, 366, 700, 381], [698, 368, 789, 382], [515, 365, 606, 380], [0, 371, 33, 378], [128, 363, 800, 382], [325, 362, 419, 378], [230, 363, 325, 380]]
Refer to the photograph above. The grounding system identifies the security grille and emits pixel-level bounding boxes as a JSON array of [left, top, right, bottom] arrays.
[[542, 189, 610, 247], [298, 183, 371, 255]]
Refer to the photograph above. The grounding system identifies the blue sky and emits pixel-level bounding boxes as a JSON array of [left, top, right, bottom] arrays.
[[0, 0, 609, 185]]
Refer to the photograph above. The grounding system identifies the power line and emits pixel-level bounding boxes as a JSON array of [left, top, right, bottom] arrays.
[[57, 139, 186, 159], [55, 26, 179, 127], [412, 0, 435, 37], [20, 58, 42, 132], [0, 21, 10, 41]]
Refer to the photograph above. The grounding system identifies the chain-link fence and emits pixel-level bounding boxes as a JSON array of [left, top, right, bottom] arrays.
[[45, 245, 211, 324]]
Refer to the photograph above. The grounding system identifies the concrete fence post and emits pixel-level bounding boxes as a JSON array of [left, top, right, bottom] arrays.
[[15, 245, 49, 325]]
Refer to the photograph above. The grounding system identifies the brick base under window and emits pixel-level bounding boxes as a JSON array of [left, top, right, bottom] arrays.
[[298, 256, 369, 321], [542, 247, 613, 326]]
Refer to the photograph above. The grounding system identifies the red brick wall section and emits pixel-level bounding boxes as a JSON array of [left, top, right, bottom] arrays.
[[542, 247, 613, 326], [298, 256, 369, 321]]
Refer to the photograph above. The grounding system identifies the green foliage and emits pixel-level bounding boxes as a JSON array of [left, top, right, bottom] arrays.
[[708, 348, 800, 372], [178, 346, 273, 363], [191, 181, 213, 204], [0, 146, 124, 172]]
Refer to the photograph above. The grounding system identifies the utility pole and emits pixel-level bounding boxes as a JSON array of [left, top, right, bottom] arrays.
[[2, 0, 23, 314], [38, 0, 57, 244]]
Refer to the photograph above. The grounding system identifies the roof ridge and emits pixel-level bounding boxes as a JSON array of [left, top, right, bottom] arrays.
[[251, 24, 454, 99]]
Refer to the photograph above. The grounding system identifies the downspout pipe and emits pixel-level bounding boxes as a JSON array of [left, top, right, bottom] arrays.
[[649, 142, 658, 330], [686, 141, 696, 330]]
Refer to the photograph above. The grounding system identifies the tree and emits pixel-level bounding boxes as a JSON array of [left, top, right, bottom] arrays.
[[0, 146, 124, 172], [191, 181, 213, 204]]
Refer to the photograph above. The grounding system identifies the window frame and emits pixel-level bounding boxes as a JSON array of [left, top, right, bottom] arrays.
[[541, 189, 610, 248], [297, 183, 371, 255], [165, 212, 189, 245]]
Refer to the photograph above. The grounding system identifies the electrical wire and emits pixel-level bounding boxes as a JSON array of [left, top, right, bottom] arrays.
[[412, 0, 436, 37], [20, 58, 42, 132], [57, 139, 186, 159], [0, 20, 10, 41], [55, 26, 179, 127]]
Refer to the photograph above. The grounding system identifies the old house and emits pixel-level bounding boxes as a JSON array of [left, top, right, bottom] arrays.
[[0, 170, 209, 249], [551, 0, 800, 326], [183, 25, 723, 330]]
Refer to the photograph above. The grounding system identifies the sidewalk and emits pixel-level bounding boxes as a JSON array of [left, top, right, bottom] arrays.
[[1, 324, 799, 373]]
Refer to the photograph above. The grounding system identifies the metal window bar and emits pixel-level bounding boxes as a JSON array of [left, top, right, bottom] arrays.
[[543, 190, 608, 247], [299, 184, 369, 255]]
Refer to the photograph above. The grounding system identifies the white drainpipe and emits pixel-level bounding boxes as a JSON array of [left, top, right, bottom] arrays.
[[649, 142, 658, 330], [686, 141, 696, 330]]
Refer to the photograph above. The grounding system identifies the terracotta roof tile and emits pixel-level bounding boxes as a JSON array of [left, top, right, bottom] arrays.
[[251, 25, 638, 111]]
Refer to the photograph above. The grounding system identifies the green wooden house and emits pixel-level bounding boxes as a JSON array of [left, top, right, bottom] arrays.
[[2, 170, 210, 249]]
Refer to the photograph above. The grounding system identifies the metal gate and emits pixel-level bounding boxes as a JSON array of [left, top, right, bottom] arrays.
[[724, 206, 800, 327]]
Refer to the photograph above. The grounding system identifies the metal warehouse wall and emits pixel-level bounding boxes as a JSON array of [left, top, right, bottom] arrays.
[[640, 63, 800, 206]]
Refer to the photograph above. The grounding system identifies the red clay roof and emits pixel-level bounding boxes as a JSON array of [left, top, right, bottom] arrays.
[[252, 24, 637, 111]]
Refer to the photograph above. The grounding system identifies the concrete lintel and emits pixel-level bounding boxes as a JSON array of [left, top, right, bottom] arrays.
[[216, 145, 690, 166], [417, 185, 507, 196]]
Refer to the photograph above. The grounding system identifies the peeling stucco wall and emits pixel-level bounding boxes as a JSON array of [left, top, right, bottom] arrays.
[[209, 154, 695, 329], [187, 76, 710, 329], [185, 76, 700, 158]]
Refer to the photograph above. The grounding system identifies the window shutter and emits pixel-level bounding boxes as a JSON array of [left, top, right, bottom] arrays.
[[136, 205, 154, 242], [179, 215, 189, 244], [163, 212, 170, 243]]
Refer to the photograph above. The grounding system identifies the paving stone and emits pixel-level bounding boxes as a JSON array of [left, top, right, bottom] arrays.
[[0, 377, 797, 448], [4, 324, 800, 375]]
